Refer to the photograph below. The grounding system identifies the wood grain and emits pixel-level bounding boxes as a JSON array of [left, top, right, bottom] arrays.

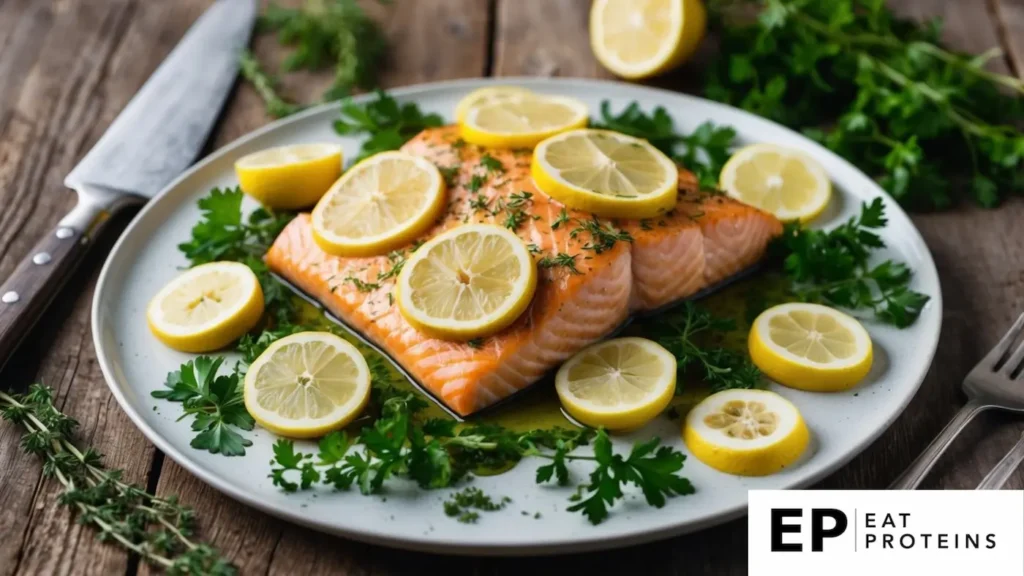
[[0, 1, 1022, 575]]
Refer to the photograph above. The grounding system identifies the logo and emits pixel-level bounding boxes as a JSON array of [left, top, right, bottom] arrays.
[[749, 490, 1024, 576]]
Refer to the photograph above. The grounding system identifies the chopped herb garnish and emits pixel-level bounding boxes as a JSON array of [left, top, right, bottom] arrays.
[[526, 243, 542, 255], [466, 338, 484, 349], [345, 275, 381, 292], [507, 190, 533, 208], [571, 217, 633, 254], [467, 174, 486, 193], [480, 153, 505, 174], [437, 164, 461, 187], [538, 252, 582, 275], [551, 208, 571, 230], [503, 209, 528, 231], [468, 195, 491, 213]]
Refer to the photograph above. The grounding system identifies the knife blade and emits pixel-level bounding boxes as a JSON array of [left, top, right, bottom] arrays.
[[0, 0, 258, 367]]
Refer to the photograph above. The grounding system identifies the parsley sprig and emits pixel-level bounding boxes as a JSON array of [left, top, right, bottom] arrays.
[[177, 187, 296, 324], [774, 198, 929, 327], [706, 0, 1024, 208], [269, 365, 693, 524], [593, 101, 737, 189], [152, 357, 254, 456], [1, 385, 235, 574], [334, 90, 444, 162]]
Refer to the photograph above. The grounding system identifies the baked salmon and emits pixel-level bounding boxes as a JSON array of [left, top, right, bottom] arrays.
[[266, 126, 782, 416]]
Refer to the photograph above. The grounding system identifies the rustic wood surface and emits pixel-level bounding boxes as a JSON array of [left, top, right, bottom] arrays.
[[0, 0, 1021, 574]]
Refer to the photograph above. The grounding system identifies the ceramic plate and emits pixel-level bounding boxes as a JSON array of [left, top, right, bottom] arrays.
[[92, 78, 942, 555]]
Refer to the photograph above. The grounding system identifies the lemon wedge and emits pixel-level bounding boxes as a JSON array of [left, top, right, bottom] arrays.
[[396, 224, 537, 341], [311, 151, 446, 257], [244, 332, 371, 438], [683, 389, 810, 476], [719, 144, 831, 222], [590, 0, 707, 79], [147, 262, 264, 353], [532, 129, 678, 219], [748, 303, 873, 392], [455, 86, 534, 123], [555, 337, 676, 430], [459, 94, 588, 149], [235, 143, 343, 210]]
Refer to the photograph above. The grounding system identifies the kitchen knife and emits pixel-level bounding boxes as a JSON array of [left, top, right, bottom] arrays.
[[0, 0, 258, 365]]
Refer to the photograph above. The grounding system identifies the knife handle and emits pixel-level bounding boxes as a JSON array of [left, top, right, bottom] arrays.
[[0, 198, 102, 364]]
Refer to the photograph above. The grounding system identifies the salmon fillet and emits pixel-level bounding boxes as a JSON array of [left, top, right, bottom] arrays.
[[266, 126, 782, 416]]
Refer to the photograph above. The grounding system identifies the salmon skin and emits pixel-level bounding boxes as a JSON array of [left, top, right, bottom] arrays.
[[266, 126, 782, 417]]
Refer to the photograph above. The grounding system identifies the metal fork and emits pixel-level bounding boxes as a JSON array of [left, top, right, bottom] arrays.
[[890, 312, 1024, 489], [976, 430, 1024, 490]]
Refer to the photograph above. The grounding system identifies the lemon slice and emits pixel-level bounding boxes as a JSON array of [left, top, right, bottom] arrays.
[[244, 332, 371, 438], [396, 224, 537, 340], [590, 0, 707, 79], [748, 303, 873, 392], [683, 389, 810, 476], [532, 129, 678, 219], [719, 144, 831, 222], [235, 143, 343, 209], [147, 262, 264, 353], [460, 94, 589, 149], [311, 151, 446, 257], [455, 86, 534, 123], [555, 337, 676, 430]]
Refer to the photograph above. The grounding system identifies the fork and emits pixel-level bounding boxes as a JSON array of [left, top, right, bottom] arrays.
[[890, 312, 1024, 489], [976, 430, 1024, 490]]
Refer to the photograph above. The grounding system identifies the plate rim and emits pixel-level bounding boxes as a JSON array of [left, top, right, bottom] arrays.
[[91, 76, 943, 555]]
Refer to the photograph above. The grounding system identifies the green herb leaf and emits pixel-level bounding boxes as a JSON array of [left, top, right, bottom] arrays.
[[334, 90, 444, 163]]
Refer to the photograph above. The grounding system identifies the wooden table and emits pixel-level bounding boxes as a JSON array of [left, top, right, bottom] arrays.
[[1, 0, 1022, 573]]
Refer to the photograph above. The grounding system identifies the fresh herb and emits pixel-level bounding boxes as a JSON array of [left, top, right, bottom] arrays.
[[466, 338, 484, 349], [480, 153, 506, 174], [507, 190, 533, 208], [503, 208, 528, 231], [468, 195, 491, 213], [466, 174, 486, 193], [538, 252, 582, 275], [334, 90, 445, 163], [152, 357, 254, 456], [539, 430, 695, 525], [551, 208, 571, 230], [526, 243, 542, 255], [593, 101, 737, 189], [344, 275, 381, 293], [178, 187, 297, 324], [236, 324, 305, 368], [376, 251, 407, 282], [0, 385, 235, 574], [571, 216, 633, 254], [437, 164, 461, 187], [774, 197, 929, 326], [270, 376, 690, 524], [239, 51, 303, 118], [706, 0, 1024, 208], [443, 488, 511, 523], [250, 0, 388, 112], [644, 303, 762, 392]]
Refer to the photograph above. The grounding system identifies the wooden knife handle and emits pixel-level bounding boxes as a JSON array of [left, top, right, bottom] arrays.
[[0, 200, 100, 365]]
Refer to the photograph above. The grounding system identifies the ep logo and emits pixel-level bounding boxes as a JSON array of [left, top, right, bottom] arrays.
[[771, 508, 848, 552]]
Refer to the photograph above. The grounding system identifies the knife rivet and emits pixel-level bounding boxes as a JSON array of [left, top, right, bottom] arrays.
[[1, 291, 19, 304], [56, 227, 74, 239], [32, 252, 52, 265]]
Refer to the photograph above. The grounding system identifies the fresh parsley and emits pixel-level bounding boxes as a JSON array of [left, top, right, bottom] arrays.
[[177, 187, 297, 324], [151, 357, 254, 456], [443, 488, 511, 523], [706, 0, 1024, 208], [773, 197, 929, 327], [334, 89, 444, 163]]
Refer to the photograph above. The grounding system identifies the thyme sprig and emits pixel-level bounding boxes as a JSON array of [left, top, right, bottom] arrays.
[[0, 385, 234, 574]]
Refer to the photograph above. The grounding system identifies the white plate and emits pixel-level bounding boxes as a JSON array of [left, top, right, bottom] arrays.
[[92, 78, 942, 555]]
